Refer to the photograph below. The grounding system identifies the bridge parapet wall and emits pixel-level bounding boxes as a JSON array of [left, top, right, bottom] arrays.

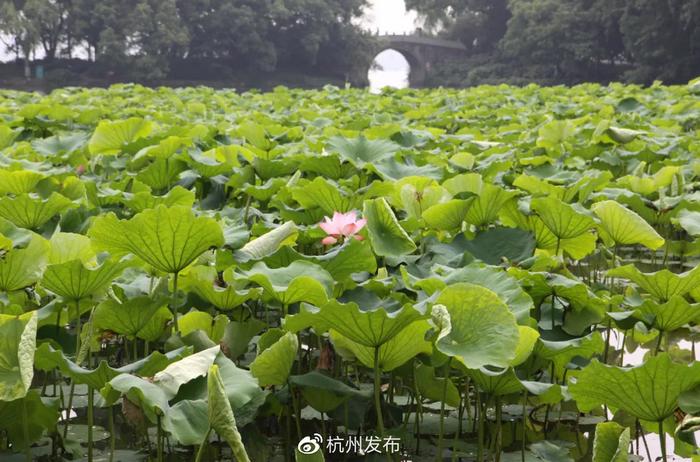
[[359, 35, 468, 87]]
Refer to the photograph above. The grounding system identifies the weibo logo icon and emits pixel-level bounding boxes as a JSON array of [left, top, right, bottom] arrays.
[[297, 433, 323, 455]]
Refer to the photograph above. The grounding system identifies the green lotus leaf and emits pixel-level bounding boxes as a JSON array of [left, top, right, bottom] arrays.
[[531, 196, 595, 241], [511, 270, 606, 327], [529, 441, 574, 462], [465, 184, 517, 228], [0, 234, 49, 291], [636, 296, 700, 331], [592, 421, 630, 462], [511, 326, 541, 367], [233, 221, 298, 263], [32, 132, 89, 156], [433, 283, 520, 369], [208, 364, 251, 462], [537, 331, 604, 378], [607, 264, 700, 302], [179, 310, 229, 342], [0, 311, 38, 401], [0, 192, 75, 229], [442, 172, 482, 197], [48, 232, 95, 265], [0, 390, 60, 451], [404, 262, 534, 324], [513, 174, 564, 198], [675, 414, 700, 447], [373, 157, 443, 181], [138, 135, 192, 159], [102, 373, 170, 422], [285, 299, 426, 348], [125, 185, 196, 213], [88, 117, 153, 155], [328, 135, 400, 169], [164, 399, 209, 445], [212, 353, 263, 411], [290, 177, 361, 214], [256, 328, 285, 354], [0, 169, 44, 195], [264, 238, 377, 283], [679, 386, 700, 414], [135, 158, 188, 190], [185, 266, 261, 311], [242, 177, 286, 202], [153, 345, 220, 398], [363, 197, 416, 257], [502, 202, 596, 259], [289, 371, 372, 413], [673, 210, 700, 237], [468, 367, 523, 396], [42, 258, 131, 301], [591, 200, 664, 250], [617, 166, 681, 196], [569, 353, 700, 422], [238, 122, 273, 152], [88, 205, 224, 274], [93, 296, 172, 341], [220, 319, 267, 360], [460, 227, 536, 265], [422, 199, 472, 231], [519, 381, 568, 405], [396, 177, 450, 220], [158, 353, 260, 442], [537, 119, 575, 150], [84, 182, 126, 208], [443, 263, 534, 324], [35, 343, 188, 390], [414, 362, 461, 407], [254, 157, 298, 180], [187, 145, 242, 177], [0, 125, 21, 150], [249, 331, 298, 387], [239, 261, 333, 306], [330, 319, 432, 371], [605, 126, 644, 144]]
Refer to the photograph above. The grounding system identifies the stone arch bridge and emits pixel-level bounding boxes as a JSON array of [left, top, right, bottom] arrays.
[[358, 34, 468, 87]]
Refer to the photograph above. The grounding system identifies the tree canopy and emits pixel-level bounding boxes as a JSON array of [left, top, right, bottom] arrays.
[[0, 0, 373, 80], [409, 0, 700, 85]]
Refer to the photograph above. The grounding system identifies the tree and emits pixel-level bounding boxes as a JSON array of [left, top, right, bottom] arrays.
[[271, 0, 369, 69], [23, 0, 69, 61], [405, 0, 511, 51], [620, 0, 700, 83], [177, 0, 277, 71], [127, 0, 189, 78], [500, 0, 616, 82], [69, 0, 131, 62], [0, 0, 39, 78]]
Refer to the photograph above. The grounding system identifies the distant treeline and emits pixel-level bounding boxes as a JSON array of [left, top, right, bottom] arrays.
[[408, 0, 700, 86], [0, 0, 373, 81], [1, 0, 698, 88]]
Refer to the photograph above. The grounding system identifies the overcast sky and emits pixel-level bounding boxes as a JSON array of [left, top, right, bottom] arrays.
[[363, 0, 417, 34]]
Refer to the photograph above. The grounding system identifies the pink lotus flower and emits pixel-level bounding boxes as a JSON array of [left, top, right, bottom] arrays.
[[76, 164, 86, 176], [319, 211, 366, 245]]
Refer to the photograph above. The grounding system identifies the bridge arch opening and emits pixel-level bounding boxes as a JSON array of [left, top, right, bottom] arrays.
[[368, 49, 411, 93]]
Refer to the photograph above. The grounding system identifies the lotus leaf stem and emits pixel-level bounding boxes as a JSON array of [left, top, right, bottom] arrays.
[[373, 346, 385, 436], [87, 387, 94, 462], [195, 428, 212, 462]]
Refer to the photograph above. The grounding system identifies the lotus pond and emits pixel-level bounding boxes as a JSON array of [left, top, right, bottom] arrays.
[[0, 82, 699, 462]]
